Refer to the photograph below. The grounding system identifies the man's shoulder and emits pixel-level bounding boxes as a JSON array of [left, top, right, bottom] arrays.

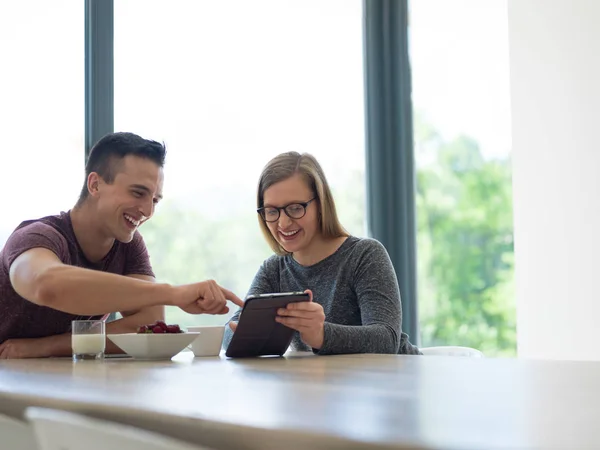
[[13, 211, 71, 237], [1, 212, 73, 265]]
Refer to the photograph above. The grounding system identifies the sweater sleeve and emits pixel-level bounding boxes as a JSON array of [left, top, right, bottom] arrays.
[[316, 240, 413, 355]]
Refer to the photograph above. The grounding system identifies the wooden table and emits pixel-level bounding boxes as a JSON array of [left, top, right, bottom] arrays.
[[1, 352, 600, 450]]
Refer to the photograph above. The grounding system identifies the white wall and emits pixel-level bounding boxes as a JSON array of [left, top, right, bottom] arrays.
[[509, 0, 600, 360]]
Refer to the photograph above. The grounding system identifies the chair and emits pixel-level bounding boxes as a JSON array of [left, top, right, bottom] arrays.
[[25, 407, 209, 450], [0, 412, 38, 450], [419, 346, 484, 357]]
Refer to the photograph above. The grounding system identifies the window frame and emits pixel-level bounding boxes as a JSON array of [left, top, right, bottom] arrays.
[[85, 0, 418, 341]]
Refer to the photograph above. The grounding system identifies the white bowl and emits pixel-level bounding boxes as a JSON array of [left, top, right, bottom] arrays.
[[187, 326, 225, 357], [107, 332, 200, 360]]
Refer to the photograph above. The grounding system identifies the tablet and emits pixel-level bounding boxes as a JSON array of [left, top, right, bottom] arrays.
[[225, 291, 310, 358]]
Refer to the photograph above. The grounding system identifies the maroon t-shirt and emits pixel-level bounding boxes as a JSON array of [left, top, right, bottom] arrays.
[[0, 211, 155, 343]]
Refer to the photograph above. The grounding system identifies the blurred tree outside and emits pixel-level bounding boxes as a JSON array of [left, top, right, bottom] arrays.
[[415, 113, 516, 356]]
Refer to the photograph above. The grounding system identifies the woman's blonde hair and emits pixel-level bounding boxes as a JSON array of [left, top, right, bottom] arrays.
[[257, 152, 349, 255]]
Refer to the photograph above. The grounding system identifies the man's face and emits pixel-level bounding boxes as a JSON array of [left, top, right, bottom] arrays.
[[94, 155, 164, 243]]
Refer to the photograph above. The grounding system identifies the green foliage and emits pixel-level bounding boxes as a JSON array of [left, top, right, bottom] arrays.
[[415, 114, 516, 356]]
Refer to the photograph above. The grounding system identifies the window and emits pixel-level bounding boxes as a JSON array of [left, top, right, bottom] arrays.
[[410, 0, 515, 355], [115, 0, 366, 327], [0, 1, 84, 248]]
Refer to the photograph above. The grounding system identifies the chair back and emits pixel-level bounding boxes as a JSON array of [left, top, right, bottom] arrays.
[[0, 412, 38, 450], [25, 407, 208, 450]]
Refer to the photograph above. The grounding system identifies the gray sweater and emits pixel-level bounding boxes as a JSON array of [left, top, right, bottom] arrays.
[[223, 236, 420, 355]]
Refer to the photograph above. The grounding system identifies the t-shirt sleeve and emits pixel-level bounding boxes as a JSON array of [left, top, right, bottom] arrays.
[[124, 231, 155, 278], [2, 222, 70, 269]]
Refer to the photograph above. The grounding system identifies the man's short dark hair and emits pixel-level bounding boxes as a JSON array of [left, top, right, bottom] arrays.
[[77, 132, 167, 205]]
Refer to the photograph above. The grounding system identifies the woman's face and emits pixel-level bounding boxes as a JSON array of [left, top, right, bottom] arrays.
[[262, 174, 320, 254]]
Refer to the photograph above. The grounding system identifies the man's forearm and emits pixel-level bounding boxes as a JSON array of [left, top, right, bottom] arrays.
[[33, 332, 123, 357], [35, 265, 175, 315], [36, 307, 166, 357], [116, 306, 165, 334]]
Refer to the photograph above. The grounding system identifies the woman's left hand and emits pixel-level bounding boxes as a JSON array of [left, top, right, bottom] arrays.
[[276, 289, 325, 350]]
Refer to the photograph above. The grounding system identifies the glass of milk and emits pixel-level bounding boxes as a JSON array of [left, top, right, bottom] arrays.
[[71, 320, 105, 361]]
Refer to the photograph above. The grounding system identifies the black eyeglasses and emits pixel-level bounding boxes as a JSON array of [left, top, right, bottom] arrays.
[[257, 198, 317, 223]]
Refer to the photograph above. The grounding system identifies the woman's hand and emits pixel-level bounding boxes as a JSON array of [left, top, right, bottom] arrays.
[[276, 290, 325, 350]]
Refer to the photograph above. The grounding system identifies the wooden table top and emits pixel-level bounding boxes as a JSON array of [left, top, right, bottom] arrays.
[[1, 352, 599, 450]]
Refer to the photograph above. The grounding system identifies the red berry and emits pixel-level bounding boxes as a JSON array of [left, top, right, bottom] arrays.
[[155, 321, 168, 330], [137, 325, 148, 334], [166, 324, 181, 334], [152, 326, 164, 334]]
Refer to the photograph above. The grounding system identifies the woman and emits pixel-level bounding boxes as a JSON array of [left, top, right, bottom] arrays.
[[222, 152, 420, 355]]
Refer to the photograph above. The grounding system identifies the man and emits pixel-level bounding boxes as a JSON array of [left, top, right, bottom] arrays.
[[0, 132, 242, 358]]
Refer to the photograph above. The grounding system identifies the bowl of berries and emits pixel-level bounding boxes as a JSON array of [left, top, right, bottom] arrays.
[[107, 321, 200, 360]]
